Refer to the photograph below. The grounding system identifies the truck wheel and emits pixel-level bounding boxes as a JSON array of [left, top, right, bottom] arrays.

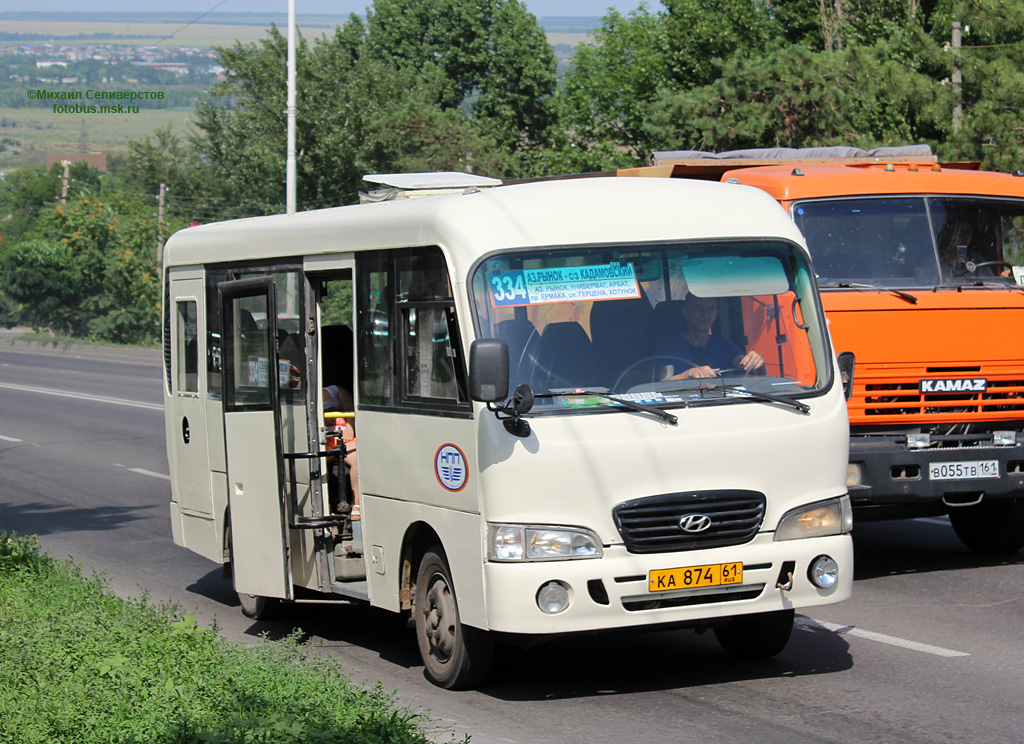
[[948, 497, 1024, 554], [414, 547, 494, 689], [714, 609, 795, 659]]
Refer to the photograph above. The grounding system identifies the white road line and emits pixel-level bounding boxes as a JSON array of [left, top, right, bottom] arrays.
[[0, 382, 162, 411], [0, 434, 22, 442], [798, 616, 969, 657], [128, 468, 171, 481]]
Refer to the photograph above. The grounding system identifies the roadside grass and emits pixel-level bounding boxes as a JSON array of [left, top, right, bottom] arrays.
[[0, 532, 446, 744], [8, 330, 159, 350]]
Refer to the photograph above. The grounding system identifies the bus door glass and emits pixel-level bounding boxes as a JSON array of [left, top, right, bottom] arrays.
[[219, 276, 292, 601], [167, 275, 213, 516]]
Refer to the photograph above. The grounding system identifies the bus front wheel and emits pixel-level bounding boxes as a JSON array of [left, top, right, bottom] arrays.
[[414, 548, 494, 689], [714, 609, 794, 659], [948, 496, 1024, 554]]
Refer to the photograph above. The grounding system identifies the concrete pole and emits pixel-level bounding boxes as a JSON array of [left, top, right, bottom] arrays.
[[952, 21, 963, 135], [60, 160, 70, 204], [286, 0, 297, 215], [157, 182, 167, 264]]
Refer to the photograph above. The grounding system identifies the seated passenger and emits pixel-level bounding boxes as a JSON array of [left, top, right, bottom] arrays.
[[656, 295, 764, 380], [323, 384, 360, 520]]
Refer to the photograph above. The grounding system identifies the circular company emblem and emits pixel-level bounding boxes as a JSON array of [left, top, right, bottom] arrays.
[[678, 514, 713, 533], [434, 443, 469, 492]]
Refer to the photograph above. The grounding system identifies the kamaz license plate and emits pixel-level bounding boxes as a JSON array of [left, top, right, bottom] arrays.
[[649, 562, 743, 593], [929, 460, 999, 481]]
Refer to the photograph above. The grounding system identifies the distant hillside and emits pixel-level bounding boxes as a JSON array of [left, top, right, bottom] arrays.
[[0, 11, 601, 34]]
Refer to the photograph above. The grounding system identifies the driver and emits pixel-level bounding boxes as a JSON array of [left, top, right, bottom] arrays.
[[656, 295, 764, 380]]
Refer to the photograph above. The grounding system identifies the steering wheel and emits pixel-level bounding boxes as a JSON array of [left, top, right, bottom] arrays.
[[612, 355, 698, 391], [966, 260, 1014, 275], [714, 367, 750, 378]]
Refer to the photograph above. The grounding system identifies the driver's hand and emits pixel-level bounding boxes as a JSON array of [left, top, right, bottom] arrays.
[[739, 351, 764, 372], [669, 365, 718, 380]]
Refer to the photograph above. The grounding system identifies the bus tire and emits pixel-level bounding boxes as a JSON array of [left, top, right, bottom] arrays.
[[714, 609, 794, 659], [237, 592, 279, 620], [229, 522, 280, 620], [414, 547, 494, 689], [948, 496, 1024, 554]]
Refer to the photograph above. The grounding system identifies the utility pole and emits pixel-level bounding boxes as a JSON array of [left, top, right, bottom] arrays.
[[286, 0, 297, 215], [60, 160, 71, 204], [952, 21, 963, 134], [157, 182, 167, 263]]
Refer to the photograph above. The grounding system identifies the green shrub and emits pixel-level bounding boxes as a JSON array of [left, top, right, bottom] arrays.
[[0, 532, 441, 744]]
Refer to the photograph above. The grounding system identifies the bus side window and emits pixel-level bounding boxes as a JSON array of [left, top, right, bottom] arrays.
[[176, 300, 199, 394], [357, 252, 393, 406]]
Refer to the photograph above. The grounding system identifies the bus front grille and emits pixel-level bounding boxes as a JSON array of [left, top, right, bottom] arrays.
[[613, 490, 766, 554]]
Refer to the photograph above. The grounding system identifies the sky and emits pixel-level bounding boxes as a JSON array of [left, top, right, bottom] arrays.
[[13, 0, 655, 17]]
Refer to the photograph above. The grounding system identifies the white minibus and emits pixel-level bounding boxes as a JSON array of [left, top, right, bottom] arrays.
[[163, 175, 853, 688]]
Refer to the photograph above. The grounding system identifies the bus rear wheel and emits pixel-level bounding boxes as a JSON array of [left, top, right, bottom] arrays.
[[237, 592, 279, 620], [414, 548, 494, 689], [948, 496, 1024, 554], [714, 609, 795, 659]]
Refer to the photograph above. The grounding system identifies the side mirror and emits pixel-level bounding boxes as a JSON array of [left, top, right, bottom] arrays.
[[837, 351, 855, 401], [469, 338, 509, 403]]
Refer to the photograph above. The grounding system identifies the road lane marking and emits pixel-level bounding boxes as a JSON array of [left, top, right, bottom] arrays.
[[128, 468, 171, 481], [0, 434, 23, 442], [0, 382, 162, 411], [798, 616, 969, 657]]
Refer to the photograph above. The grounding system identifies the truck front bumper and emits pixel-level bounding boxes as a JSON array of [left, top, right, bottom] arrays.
[[848, 431, 1024, 519]]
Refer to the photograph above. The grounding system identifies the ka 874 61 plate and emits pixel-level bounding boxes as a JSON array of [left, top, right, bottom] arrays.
[[649, 562, 743, 592]]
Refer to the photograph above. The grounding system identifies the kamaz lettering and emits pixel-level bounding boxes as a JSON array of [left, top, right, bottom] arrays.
[[919, 378, 988, 393]]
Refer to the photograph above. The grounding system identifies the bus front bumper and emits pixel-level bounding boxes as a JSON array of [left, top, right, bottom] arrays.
[[480, 532, 852, 635]]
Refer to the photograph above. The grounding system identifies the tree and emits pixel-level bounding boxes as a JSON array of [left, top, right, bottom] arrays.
[[559, 6, 671, 166], [646, 38, 946, 153], [0, 238, 81, 334], [365, 0, 558, 152]]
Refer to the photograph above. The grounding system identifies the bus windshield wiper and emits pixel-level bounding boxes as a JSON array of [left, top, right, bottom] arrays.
[[835, 282, 918, 304], [662, 382, 810, 414], [536, 389, 679, 425]]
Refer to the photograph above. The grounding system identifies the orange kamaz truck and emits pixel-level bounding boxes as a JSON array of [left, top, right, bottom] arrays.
[[620, 146, 1024, 553]]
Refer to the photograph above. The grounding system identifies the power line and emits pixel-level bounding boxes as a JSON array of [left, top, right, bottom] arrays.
[[147, 0, 230, 48]]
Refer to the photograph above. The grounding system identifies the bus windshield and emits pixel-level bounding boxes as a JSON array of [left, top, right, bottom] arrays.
[[469, 241, 831, 412], [793, 196, 1024, 287]]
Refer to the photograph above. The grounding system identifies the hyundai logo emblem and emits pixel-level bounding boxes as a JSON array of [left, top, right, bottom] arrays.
[[679, 514, 713, 533]]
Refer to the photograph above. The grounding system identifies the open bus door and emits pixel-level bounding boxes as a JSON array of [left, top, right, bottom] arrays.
[[219, 276, 293, 602]]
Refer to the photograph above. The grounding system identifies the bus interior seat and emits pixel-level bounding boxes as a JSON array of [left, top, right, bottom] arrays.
[[322, 324, 354, 394], [493, 317, 539, 384], [526, 321, 597, 392], [589, 294, 655, 388], [652, 299, 686, 346]]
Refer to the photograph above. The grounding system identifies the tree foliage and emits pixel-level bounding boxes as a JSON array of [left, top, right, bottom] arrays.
[[7, 0, 1024, 343]]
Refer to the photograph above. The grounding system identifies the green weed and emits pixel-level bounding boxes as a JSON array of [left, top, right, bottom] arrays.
[[0, 531, 442, 744]]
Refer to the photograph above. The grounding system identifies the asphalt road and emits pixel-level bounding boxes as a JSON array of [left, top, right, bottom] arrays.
[[2, 334, 1023, 743]]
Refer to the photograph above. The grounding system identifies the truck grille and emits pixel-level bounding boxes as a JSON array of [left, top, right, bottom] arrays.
[[862, 380, 1024, 417], [612, 490, 766, 554]]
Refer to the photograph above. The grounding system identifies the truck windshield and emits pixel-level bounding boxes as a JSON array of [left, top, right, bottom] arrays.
[[793, 196, 1024, 287], [469, 241, 831, 413]]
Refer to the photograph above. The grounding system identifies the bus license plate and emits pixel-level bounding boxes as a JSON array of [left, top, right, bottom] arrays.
[[929, 460, 999, 481], [649, 562, 743, 593]]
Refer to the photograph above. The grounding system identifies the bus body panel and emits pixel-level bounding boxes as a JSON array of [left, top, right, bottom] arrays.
[[162, 177, 852, 670], [475, 391, 850, 546]]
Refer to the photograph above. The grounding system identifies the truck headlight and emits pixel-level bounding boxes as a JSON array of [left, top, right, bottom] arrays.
[[489, 525, 603, 562], [774, 496, 852, 541]]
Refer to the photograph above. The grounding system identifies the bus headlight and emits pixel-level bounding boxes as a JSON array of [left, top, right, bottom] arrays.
[[808, 555, 839, 588], [489, 525, 603, 561], [774, 496, 852, 541]]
